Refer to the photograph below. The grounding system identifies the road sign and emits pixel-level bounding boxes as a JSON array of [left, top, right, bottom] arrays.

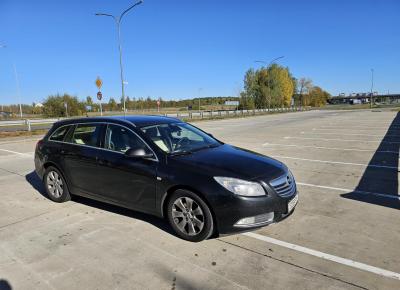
[[225, 101, 239, 106], [157, 100, 160, 106], [95, 77, 103, 90], [97, 91, 102, 101]]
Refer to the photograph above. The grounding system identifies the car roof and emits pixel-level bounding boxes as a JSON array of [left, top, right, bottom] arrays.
[[54, 115, 181, 128]]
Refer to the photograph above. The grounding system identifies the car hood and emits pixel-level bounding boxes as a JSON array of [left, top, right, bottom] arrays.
[[170, 144, 286, 180]]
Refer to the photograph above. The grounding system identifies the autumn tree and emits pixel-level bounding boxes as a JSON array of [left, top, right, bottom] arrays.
[[241, 64, 295, 109]]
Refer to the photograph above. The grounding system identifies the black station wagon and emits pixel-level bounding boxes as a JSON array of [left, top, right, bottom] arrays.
[[35, 116, 298, 242]]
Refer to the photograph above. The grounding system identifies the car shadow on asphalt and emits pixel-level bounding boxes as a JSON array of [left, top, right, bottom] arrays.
[[25, 171, 176, 237], [341, 111, 400, 209]]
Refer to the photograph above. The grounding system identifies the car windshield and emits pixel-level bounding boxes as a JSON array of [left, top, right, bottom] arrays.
[[140, 122, 221, 154]]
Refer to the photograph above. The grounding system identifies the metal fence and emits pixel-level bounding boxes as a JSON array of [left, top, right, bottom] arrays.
[[0, 107, 308, 132]]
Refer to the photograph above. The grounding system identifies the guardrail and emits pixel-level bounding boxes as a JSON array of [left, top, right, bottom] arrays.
[[0, 107, 308, 132]]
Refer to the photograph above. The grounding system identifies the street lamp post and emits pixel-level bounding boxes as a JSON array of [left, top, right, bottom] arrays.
[[95, 1, 143, 116], [198, 88, 203, 112], [1, 44, 23, 118], [370, 69, 374, 108], [254, 56, 285, 109], [0, 44, 4, 113]]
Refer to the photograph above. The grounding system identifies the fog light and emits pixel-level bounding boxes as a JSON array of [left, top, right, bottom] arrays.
[[235, 212, 274, 226]]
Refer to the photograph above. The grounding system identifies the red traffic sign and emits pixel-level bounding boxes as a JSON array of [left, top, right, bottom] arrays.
[[97, 91, 102, 101]]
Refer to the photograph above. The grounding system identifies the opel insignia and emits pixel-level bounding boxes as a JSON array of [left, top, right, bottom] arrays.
[[35, 116, 298, 242]]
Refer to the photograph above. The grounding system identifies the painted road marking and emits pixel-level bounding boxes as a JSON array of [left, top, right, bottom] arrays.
[[270, 155, 397, 170], [327, 124, 399, 129], [0, 149, 33, 157], [315, 127, 399, 132], [302, 131, 398, 138], [243, 232, 400, 281], [0, 138, 40, 145], [319, 127, 400, 131], [284, 136, 400, 144], [297, 182, 400, 200], [262, 143, 399, 154]]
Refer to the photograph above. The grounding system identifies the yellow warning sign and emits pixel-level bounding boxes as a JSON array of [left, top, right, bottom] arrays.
[[95, 77, 103, 90]]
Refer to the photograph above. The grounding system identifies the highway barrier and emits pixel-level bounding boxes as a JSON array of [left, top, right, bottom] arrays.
[[0, 107, 309, 132]]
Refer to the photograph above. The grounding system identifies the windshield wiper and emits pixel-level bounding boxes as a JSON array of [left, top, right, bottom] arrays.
[[192, 143, 220, 153], [169, 150, 193, 156]]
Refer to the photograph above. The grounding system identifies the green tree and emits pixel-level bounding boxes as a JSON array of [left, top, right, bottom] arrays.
[[241, 64, 295, 109], [42, 94, 85, 117], [86, 96, 93, 105], [109, 98, 118, 111]]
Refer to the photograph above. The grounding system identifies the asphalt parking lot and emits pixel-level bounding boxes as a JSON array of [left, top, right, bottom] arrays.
[[0, 109, 399, 290]]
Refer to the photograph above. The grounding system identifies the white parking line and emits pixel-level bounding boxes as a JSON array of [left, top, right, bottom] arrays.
[[327, 124, 400, 129], [243, 232, 400, 281], [284, 136, 400, 144], [0, 138, 40, 145], [0, 148, 33, 157], [270, 155, 397, 170], [262, 143, 399, 154], [315, 127, 399, 132], [304, 131, 398, 138], [297, 182, 400, 200]]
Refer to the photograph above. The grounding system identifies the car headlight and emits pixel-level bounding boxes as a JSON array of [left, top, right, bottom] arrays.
[[213, 176, 266, 197]]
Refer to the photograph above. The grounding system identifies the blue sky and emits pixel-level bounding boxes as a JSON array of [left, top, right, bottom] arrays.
[[0, 0, 399, 105]]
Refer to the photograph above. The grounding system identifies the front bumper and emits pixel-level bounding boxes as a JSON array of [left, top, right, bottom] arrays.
[[213, 187, 298, 235]]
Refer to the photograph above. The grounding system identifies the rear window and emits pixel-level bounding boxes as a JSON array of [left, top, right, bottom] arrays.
[[71, 124, 102, 147], [49, 125, 71, 142]]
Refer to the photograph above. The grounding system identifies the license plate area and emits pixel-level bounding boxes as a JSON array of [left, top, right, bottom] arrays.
[[287, 193, 298, 213]]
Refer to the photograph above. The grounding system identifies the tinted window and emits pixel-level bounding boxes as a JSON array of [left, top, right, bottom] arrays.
[[49, 125, 71, 142], [71, 124, 102, 147], [105, 124, 150, 154], [141, 123, 220, 154]]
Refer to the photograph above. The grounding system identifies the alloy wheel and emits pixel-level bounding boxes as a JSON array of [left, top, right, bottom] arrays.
[[171, 197, 205, 236], [46, 171, 64, 198]]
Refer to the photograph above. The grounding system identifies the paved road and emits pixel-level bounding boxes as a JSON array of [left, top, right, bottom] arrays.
[[0, 110, 399, 290]]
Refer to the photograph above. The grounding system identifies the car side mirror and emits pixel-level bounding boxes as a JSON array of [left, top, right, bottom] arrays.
[[125, 148, 154, 159]]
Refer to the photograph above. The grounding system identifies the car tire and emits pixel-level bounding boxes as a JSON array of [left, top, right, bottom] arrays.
[[43, 166, 71, 203], [167, 189, 214, 242]]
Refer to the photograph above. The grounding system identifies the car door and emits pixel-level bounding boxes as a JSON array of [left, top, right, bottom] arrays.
[[95, 123, 157, 211], [62, 123, 104, 196]]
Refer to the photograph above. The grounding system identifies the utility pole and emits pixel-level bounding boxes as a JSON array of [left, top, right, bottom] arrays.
[[1, 44, 23, 118], [370, 69, 374, 108], [0, 44, 4, 113], [13, 64, 23, 118], [95, 1, 143, 117], [198, 88, 203, 112]]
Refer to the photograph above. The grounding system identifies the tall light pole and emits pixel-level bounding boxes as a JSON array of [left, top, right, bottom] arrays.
[[95, 1, 143, 116], [13, 64, 23, 118], [370, 68, 374, 108], [0, 44, 4, 113], [1, 44, 23, 118], [198, 88, 203, 112], [254, 56, 285, 109]]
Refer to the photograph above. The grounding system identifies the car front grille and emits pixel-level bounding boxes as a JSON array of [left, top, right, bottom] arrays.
[[269, 173, 296, 197]]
